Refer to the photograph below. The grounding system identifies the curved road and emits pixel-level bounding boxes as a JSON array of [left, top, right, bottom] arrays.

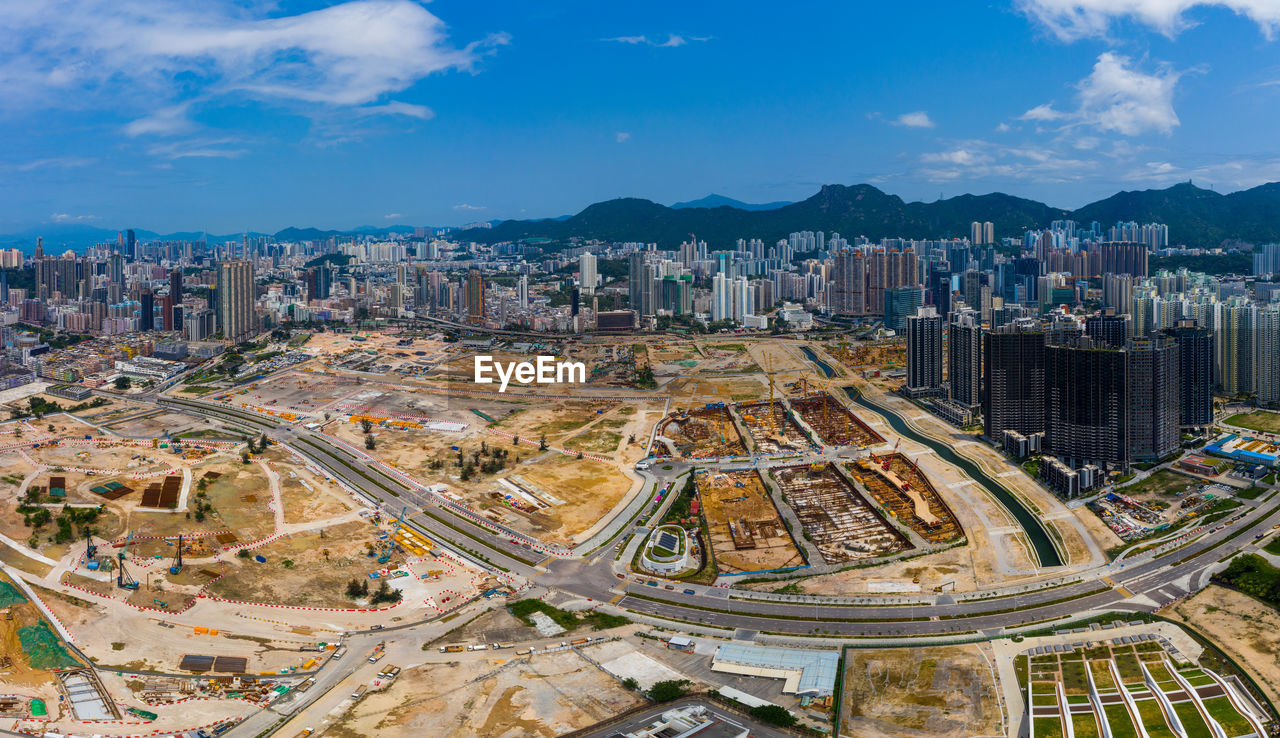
[[154, 387, 1280, 640]]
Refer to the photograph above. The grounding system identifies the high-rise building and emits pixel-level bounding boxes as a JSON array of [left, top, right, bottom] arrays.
[[215, 260, 256, 343], [1085, 311, 1131, 348], [1094, 242, 1149, 278], [517, 274, 529, 311], [970, 221, 994, 246], [1126, 337, 1180, 462], [1217, 299, 1255, 395], [466, 270, 485, 325], [627, 252, 650, 316], [984, 321, 1045, 441], [1258, 305, 1280, 407], [831, 250, 866, 315], [579, 252, 597, 295], [1162, 321, 1214, 428], [906, 306, 943, 395], [139, 290, 154, 332], [1253, 243, 1280, 276], [884, 285, 924, 333], [1045, 337, 1128, 468], [169, 268, 183, 302], [948, 309, 982, 408]]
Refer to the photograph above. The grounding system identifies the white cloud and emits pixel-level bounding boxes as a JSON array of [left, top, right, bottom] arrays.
[[0, 0, 505, 143], [1077, 53, 1182, 135], [453, 203, 486, 211], [615, 131, 631, 143], [354, 101, 435, 120], [14, 156, 96, 171], [1017, 0, 1280, 40], [49, 213, 99, 223], [893, 111, 936, 128], [384, 213, 403, 220], [147, 138, 247, 160], [921, 148, 992, 166], [603, 34, 708, 48], [1020, 54, 1183, 137], [915, 139, 1096, 183], [995, 122, 1012, 133], [1019, 103, 1069, 122]]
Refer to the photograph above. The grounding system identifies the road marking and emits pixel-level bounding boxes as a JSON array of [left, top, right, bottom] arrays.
[[609, 593, 624, 605], [1115, 587, 1133, 598]]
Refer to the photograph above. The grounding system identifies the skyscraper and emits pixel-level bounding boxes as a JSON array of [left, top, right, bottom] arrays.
[[948, 309, 982, 409], [139, 290, 154, 332], [579, 252, 597, 295], [884, 285, 924, 333], [1217, 299, 1255, 395], [466, 269, 485, 325], [983, 321, 1045, 441], [1126, 337, 1180, 462], [1258, 305, 1280, 407], [906, 306, 943, 395], [215, 260, 256, 343], [1045, 337, 1128, 468], [831, 250, 866, 316], [1085, 311, 1131, 349], [1162, 321, 1214, 428]]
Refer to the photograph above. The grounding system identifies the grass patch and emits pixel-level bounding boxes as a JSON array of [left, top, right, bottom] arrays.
[[1103, 702, 1139, 738], [507, 599, 630, 632], [1237, 485, 1267, 500], [1201, 696, 1254, 737]]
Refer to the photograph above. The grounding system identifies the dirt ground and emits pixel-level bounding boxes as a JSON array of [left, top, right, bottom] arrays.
[[841, 644, 1003, 738], [1169, 585, 1280, 707], [698, 469, 804, 573], [328, 649, 644, 737], [205, 520, 383, 608], [752, 545, 981, 596]]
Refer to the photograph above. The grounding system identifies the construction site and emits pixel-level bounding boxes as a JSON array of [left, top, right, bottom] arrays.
[[771, 463, 911, 563], [695, 469, 806, 575], [735, 401, 813, 454], [825, 338, 906, 372], [654, 404, 748, 459], [790, 392, 885, 448], [846, 453, 964, 545]]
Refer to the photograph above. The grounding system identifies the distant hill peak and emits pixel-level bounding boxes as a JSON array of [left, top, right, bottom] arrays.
[[670, 193, 793, 211]]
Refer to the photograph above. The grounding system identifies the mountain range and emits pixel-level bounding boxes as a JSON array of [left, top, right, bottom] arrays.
[[7, 181, 1280, 253], [460, 182, 1280, 250]]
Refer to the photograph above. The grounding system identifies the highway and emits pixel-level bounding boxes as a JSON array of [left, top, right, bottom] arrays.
[[158, 390, 1280, 640]]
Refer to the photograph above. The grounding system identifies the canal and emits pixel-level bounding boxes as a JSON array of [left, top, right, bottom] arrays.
[[799, 346, 837, 378], [842, 386, 1063, 567]]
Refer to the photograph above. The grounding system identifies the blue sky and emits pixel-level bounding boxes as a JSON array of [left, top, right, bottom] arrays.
[[2, 0, 1280, 233]]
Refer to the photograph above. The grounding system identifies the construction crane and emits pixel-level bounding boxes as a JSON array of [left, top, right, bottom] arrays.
[[880, 440, 899, 472], [117, 531, 139, 591], [901, 456, 922, 493], [169, 534, 183, 576]]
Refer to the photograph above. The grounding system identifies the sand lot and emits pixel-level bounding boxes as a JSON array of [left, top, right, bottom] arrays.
[[842, 644, 1002, 738], [328, 649, 643, 737], [1169, 585, 1280, 708]]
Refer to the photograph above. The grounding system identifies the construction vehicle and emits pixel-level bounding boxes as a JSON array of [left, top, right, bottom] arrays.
[[85, 531, 97, 563], [169, 534, 184, 576], [117, 531, 140, 590]]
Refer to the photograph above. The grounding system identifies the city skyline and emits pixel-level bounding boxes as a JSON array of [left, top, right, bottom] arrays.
[[3, 0, 1280, 232]]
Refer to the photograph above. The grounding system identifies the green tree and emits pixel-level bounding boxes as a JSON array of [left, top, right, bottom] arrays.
[[748, 704, 797, 727], [114, 376, 132, 390], [647, 680, 689, 703]]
